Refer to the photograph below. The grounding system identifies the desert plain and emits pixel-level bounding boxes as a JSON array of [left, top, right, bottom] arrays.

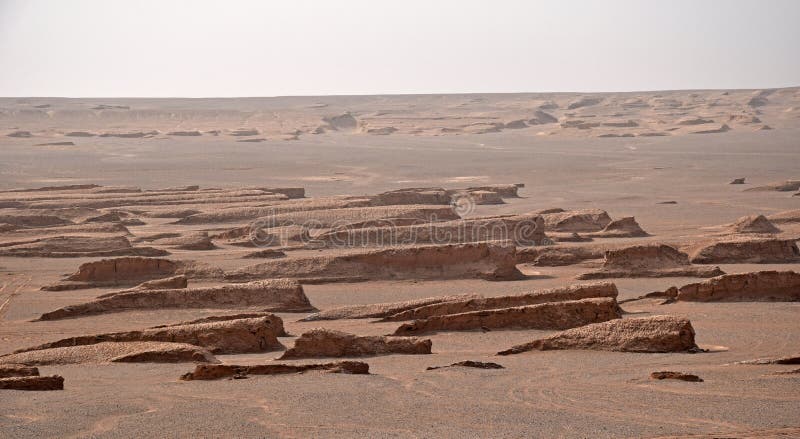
[[0, 89, 799, 438]]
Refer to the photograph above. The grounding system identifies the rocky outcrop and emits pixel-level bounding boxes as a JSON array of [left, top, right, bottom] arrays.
[[279, 329, 431, 359], [724, 214, 781, 234], [0, 364, 39, 378], [180, 361, 370, 380], [0, 375, 64, 391], [381, 282, 618, 322], [179, 204, 457, 227], [393, 298, 621, 336], [463, 184, 522, 198], [745, 180, 800, 192], [0, 214, 71, 228], [737, 354, 800, 365], [585, 217, 649, 238], [650, 371, 703, 382], [0, 342, 219, 365], [152, 232, 215, 250], [676, 271, 800, 302], [517, 245, 602, 266], [43, 257, 179, 291], [42, 258, 196, 297], [577, 244, 724, 279], [687, 238, 800, 264], [323, 113, 359, 131], [369, 188, 451, 206], [427, 361, 504, 370], [767, 209, 800, 224], [226, 243, 523, 283], [498, 315, 699, 355], [314, 214, 546, 247], [300, 294, 481, 321], [38, 279, 313, 320], [0, 236, 167, 258], [16, 316, 285, 355], [541, 209, 612, 232]]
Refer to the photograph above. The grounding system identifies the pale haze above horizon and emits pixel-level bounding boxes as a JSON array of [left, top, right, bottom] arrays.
[[0, 0, 798, 98]]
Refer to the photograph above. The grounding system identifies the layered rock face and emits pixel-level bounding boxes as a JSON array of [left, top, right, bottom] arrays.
[[15, 316, 285, 355], [0, 342, 219, 365], [381, 282, 619, 322], [38, 279, 312, 320], [181, 361, 370, 381], [392, 298, 621, 335], [226, 243, 523, 283], [300, 294, 482, 321], [498, 316, 699, 355], [577, 244, 724, 279], [279, 329, 432, 359], [676, 271, 800, 302], [688, 238, 800, 264]]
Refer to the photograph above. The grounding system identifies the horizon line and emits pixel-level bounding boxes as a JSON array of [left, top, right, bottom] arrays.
[[2, 85, 799, 100]]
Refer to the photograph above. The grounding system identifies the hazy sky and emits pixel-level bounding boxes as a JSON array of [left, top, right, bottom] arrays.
[[1, 0, 798, 97]]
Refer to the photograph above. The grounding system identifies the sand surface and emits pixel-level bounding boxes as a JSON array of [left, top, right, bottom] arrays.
[[1, 90, 799, 438]]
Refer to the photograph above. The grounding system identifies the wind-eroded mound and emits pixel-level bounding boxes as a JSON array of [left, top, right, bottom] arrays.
[[577, 244, 724, 279], [226, 243, 522, 283], [314, 214, 546, 247], [498, 315, 699, 355], [152, 232, 216, 250], [38, 279, 312, 320], [0, 364, 39, 378], [16, 316, 285, 355], [541, 209, 612, 232], [745, 180, 800, 192], [586, 217, 649, 238], [176, 204, 452, 226], [300, 294, 481, 321], [393, 298, 620, 335], [279, 329, 431, 359], [688, 238, 800, 264], [724, 214, 781, 234], [0, 375, 64, 391], [382, 282, 618, 322], [0, 236, 167, 258], [676, 271, 800, 302], [0, 342, 218, 365], [767, 209, 800, 224], [516, 245, 603, 266], [181, 361, 370, 381]]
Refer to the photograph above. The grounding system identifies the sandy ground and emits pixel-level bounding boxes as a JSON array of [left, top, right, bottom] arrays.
[[1, 90, 799, 438]]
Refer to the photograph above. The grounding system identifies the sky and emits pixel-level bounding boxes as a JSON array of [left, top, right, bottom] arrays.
[[0, 0, 798, 97]]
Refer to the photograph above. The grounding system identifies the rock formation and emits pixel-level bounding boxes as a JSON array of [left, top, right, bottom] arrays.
[[16, 316, 285, 355], [541, 209, 612, 232], [279, 329, 431, 359], [585, 217, 649, 238], [226, 243, 523, 283], [498, 315, 699, 355], [300, 294, 481, 321], [0, 375, 64, 391], [38, 279, 313, 320], [723, 214, 781, 234], [180, 361, 370, 380], [676, 271, 800, 302], [381, 282, 619, 322], [0, 342, 219, 365], [577, 244, 724, 279], [516, 245, 602, 266], [687, 238, 799, 264], [393, 298, 620, 335], [650, 371, 703, 382]]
